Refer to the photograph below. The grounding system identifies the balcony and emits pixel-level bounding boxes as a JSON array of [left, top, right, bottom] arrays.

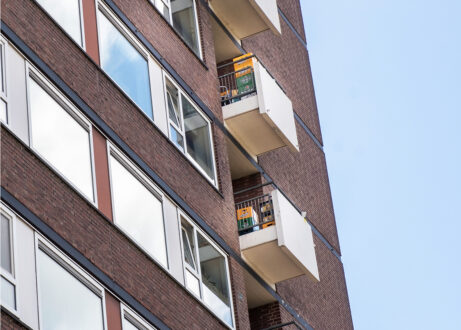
[[209, 0, 281, 40], [236, 190, 319, 293], [218, 55, 299, 165]]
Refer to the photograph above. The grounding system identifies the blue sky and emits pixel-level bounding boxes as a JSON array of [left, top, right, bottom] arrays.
[[300, 0, 461, 329]]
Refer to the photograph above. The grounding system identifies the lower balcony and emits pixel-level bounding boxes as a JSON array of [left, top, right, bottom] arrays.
[[236, 190, 319, 289]]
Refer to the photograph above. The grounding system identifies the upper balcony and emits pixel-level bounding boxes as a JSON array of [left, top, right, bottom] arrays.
[[218, 55, 299, 168], [209, 0, 281, 40], [236, 190, 319, 302]]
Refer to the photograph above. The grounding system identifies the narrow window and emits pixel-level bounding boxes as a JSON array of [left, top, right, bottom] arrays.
[[1, 212, 16, 311], [98, 10, 153, 118], [36, 0, 84, 46], [0, 41, 7, 123], [28, 76, 95, 201], [197, 232, 232, 326], [182, 96, 214, 181], [122, 304, 157, 330], [164, 76, 216, 185], [109, 153, 168, 267], [37, 246, 105, 330], [171, 0, 201, 57], [152, 0, 171, 23], [179, 215, 233, 327]]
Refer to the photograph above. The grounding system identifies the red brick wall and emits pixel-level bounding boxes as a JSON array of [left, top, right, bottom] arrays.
[[1, 311, 27, 330], [1, 129, 246, 329], [1, 0, 239, 252], [249, 302, 282, 330]]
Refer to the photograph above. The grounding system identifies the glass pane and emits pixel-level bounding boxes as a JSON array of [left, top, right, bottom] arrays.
[[29, 79, 94, 201], [123, 318, 141, 330], [169, 125, 184, 152], [1, 214, 12, 273], [110, 155, 168, 267], [1, 276, 15, 310], [0, 44, 4, 93], [0, 99, 7, 123], [37, 249, 104, 330], [171, 0, 200, 56], [36, 0, 83, 45], [155, 0, 171, 22], [166, 79, 180, 127], [181, 220, 196, 270], [185, 269, 200, 297], [98, 12, 153, 118], [182, 97, 215, 181], [197, 233, 232, 327]]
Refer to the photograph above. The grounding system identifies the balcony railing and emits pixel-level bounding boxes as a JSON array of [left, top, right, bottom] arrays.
[[218, 55, 257, 105], [235, 194, 275, 235]]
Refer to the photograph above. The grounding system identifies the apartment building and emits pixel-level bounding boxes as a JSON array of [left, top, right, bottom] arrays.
[[0, 0, 353, 329]]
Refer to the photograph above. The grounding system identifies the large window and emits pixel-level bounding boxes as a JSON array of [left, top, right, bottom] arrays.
[[164, 77, 216, 185], [109, 149, 168, 267], [98, 9, 153, 119], [28, 73, 95, 202], [1, 209, 16, 312], [171, 0, 201, 57], [179, 215, 234, 327], [36, 0, 84, 46], [0, 39, 7, 123], [36, 242, 105, 330]]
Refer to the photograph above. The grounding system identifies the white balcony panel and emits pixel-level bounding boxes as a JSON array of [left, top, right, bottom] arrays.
[[254, 62, 299, 152], [239, 190, 319, 285], [222, 60, 299, 157], [209, 0, 281, 40]]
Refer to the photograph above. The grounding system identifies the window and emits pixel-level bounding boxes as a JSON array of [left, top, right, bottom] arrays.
[[36, 241, 105, 330], [179, 215, 234, 327], [35, 0, 84, 46], [27, 73, 95, 202], [151, 0, 171, 23], [121, 304, 157, 330], [1, 209, 16, 312], [164, 76, 216, 185], [0, 39, 7, 123], [108, 149, 168, 267], [97, 8, 153, 119], [171, 0, 201, 57]]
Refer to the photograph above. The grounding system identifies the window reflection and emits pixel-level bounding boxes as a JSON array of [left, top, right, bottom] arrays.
[[1, 214, 12, 273], [109, 155, 168, 267], [36, 0, 83, 46], [29, 78, 94, 201], [98, 11, 153, 118], [182, 97, 214, 180], [171, 0, 200, 56], [1, 277, 15, 310], [37, 249, 104, 330]]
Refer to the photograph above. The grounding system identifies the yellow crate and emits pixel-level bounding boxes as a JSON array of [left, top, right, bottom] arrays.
[[233, 53, 254, 78], [237, 206, 254, 220]]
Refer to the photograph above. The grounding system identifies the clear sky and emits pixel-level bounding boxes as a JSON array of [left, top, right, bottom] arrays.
[[300, 0, 461, 329]]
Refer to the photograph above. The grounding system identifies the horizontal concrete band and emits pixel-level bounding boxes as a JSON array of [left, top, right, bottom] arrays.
[[1, 21, 314, 330]]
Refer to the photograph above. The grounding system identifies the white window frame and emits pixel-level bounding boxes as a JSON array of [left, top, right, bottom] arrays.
[[0, 205, 19, 316], [0, 36, 8, 124], [34, 234, 108, 330], [150, 0, 172, 23], [121, 303, 157, 330], [34, 0, 86, 49], [162, 72, 217, 187], [96, 1, 157, 121], [178, 211, 235, 329], [25, 64, 98, 206], [106, 142, 170, 269]]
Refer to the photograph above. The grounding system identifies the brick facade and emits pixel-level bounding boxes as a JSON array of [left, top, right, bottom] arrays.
[[1, 0, 352, 328]]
